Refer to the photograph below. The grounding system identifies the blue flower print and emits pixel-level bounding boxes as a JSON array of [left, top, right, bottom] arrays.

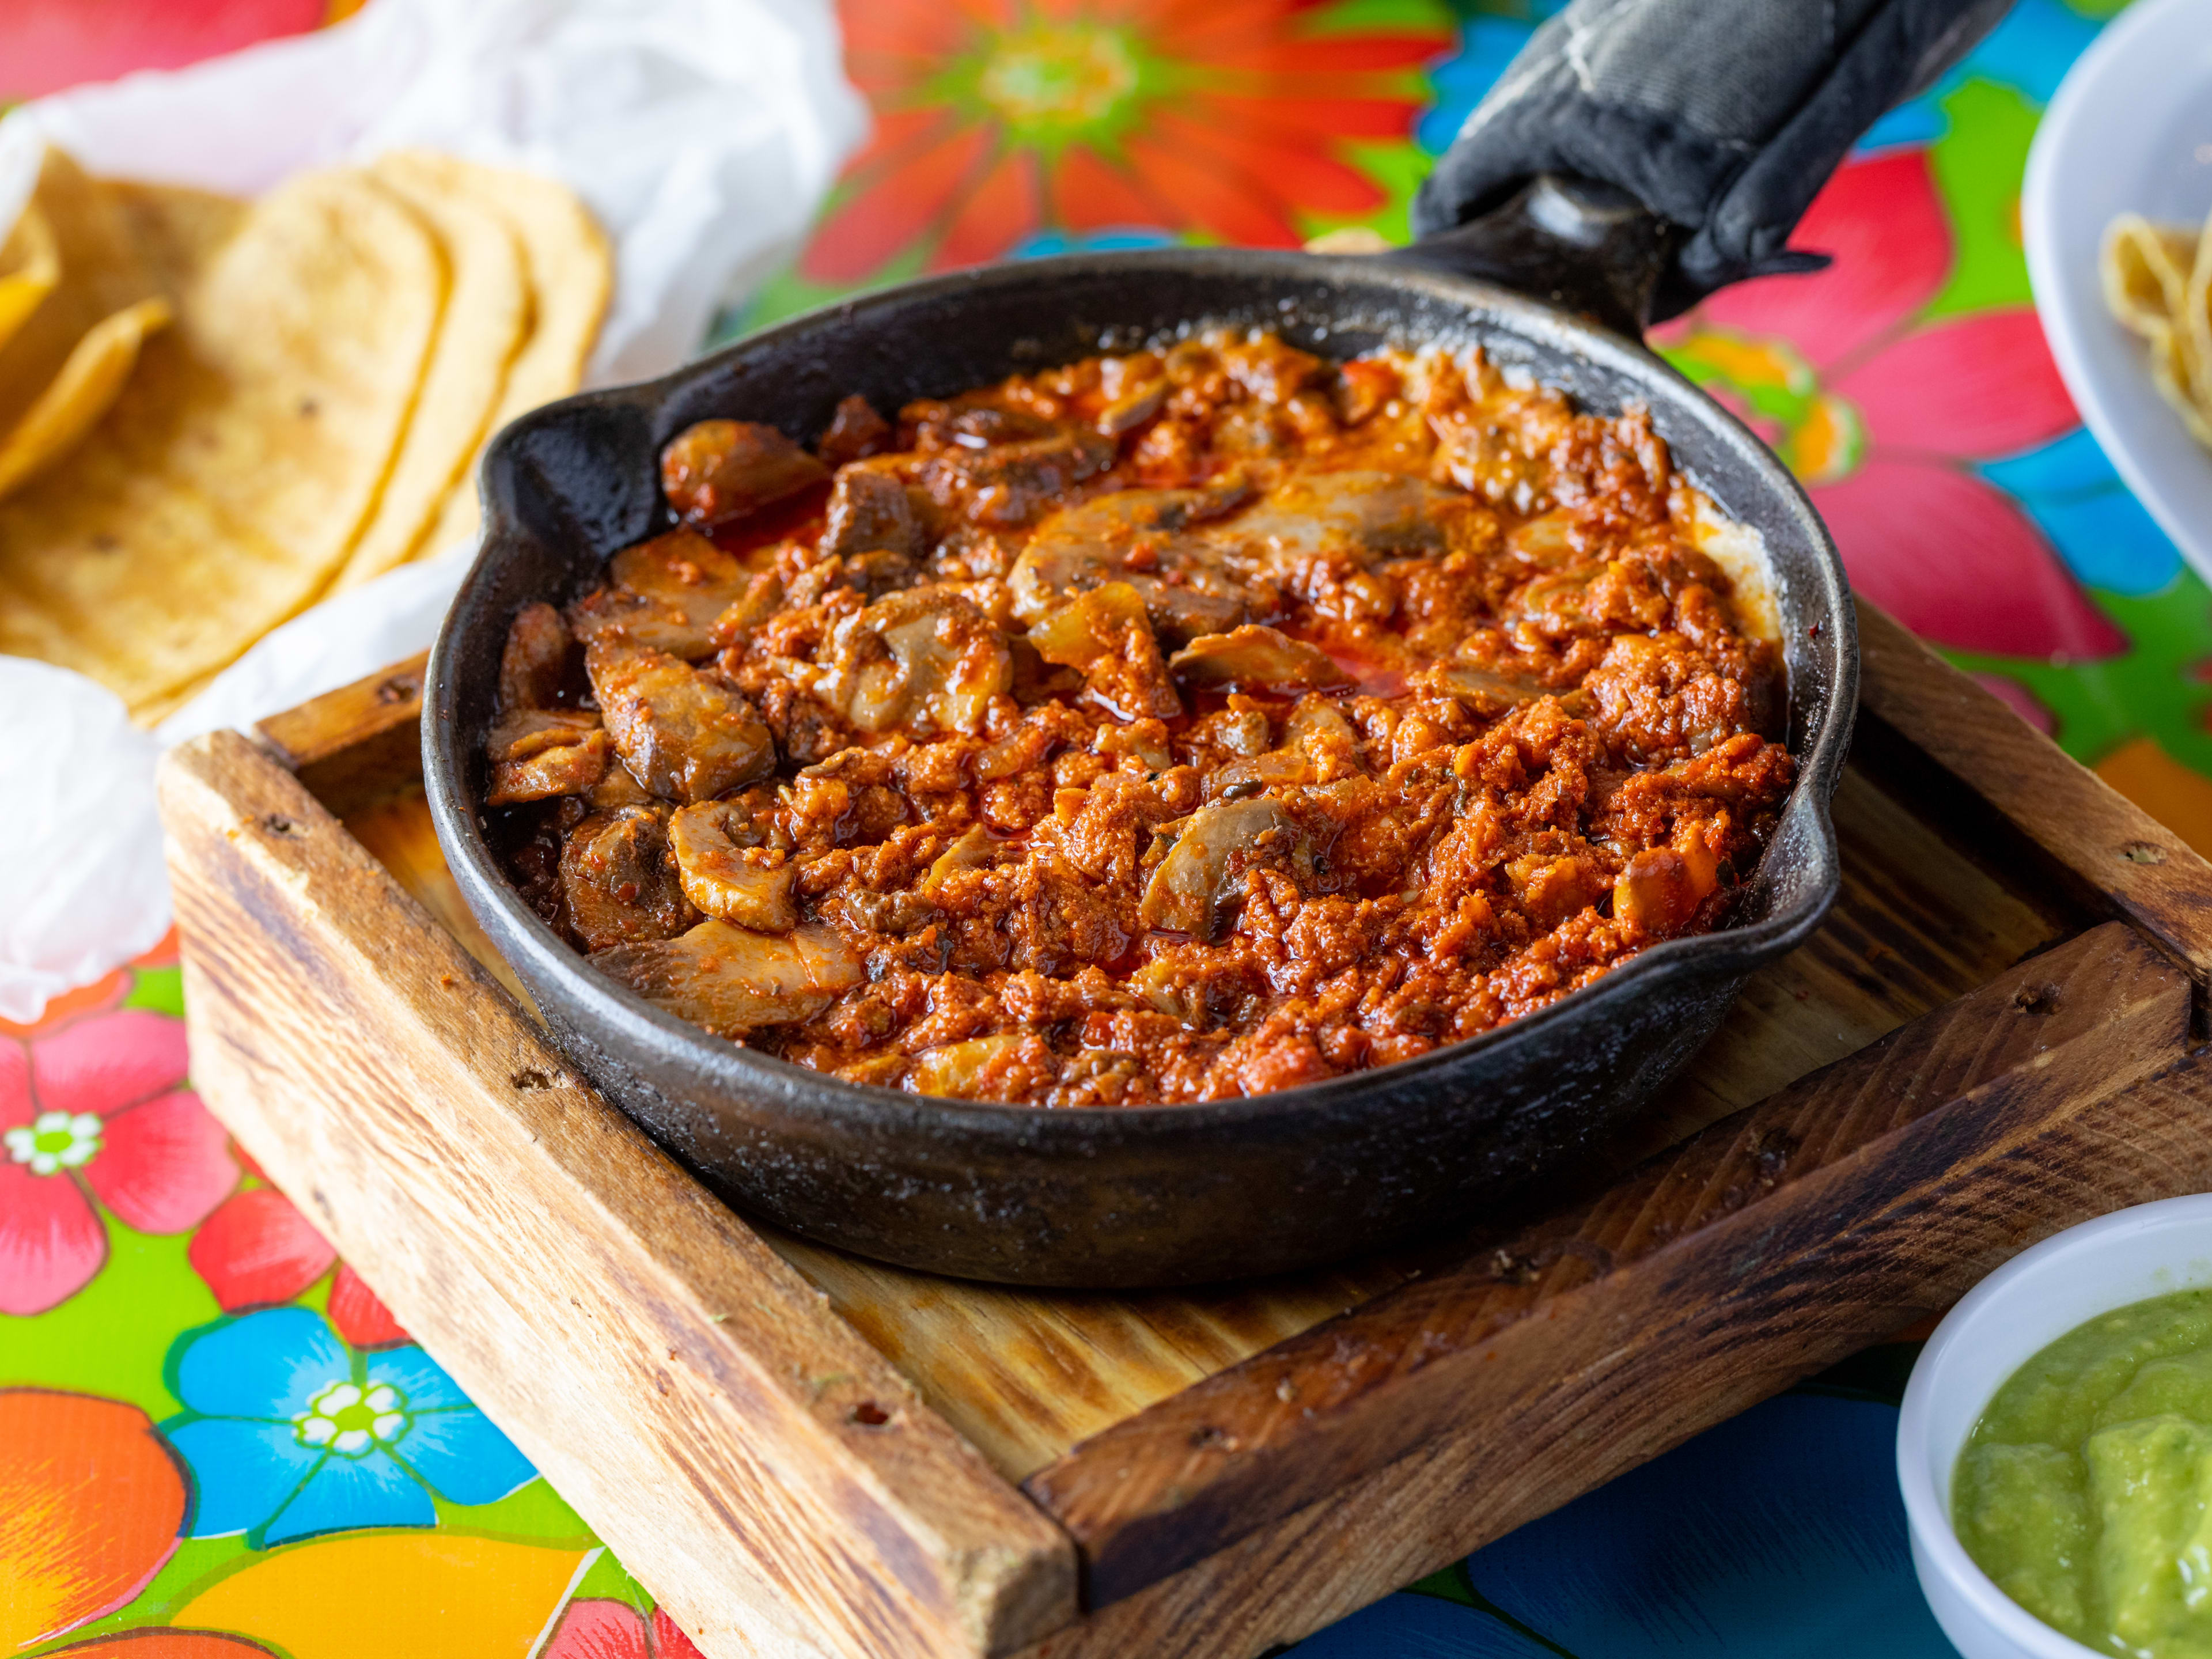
[[164, 1306, 536, 1547], [1289, 1392, 1952, 1657]]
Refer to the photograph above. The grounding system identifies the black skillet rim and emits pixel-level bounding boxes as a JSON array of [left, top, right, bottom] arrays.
[[423, 246, 1857, 1144]]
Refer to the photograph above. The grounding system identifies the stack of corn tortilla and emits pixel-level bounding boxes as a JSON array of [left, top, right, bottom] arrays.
[[0, 146, 611, 723]]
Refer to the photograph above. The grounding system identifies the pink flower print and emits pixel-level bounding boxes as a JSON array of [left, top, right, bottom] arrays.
[[188, 1187, 338, 1314], [1658, 149, 2117, 661], [541, 1598, 708, 1659], [0, 1008, 238, 1315]]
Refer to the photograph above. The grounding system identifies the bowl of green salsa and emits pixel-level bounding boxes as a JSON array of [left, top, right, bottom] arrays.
[[1901, 1195, 2212, 1659]]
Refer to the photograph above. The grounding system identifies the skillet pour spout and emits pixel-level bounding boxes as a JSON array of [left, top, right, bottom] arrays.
[[424, 250, 1855, 1287]]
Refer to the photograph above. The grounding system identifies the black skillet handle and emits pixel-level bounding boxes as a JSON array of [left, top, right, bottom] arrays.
[[1392, 0, 2015, 333], [1386, 173, 1680, 339]]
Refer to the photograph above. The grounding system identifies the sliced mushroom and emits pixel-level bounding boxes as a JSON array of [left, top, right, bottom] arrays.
[[922, 426, 1116, 527], [1169, 625, 1349, 693], [1126, 959, 1205, 1025], [1208, 749, 1313, 796], [908, 1032, 1031, 1099], [820, 586, 1010, 736], [609, 528, 759, 642], [1026, 580, 1183, 721], [1613, 831, 1722, 936], [711, 571, 785, 645], [588, 760, 658, 811], [1283, 695, 1359, 756], [498, 601, 570, 710], [1026, 581, 1152, 669], [1208, 696, 1361, 796], [1211, 471, 1459, 565], [661, 419, 829, 526], [560, 807, 696, 950], [1096, 380, 1165, 436], [1426, 664, 1589, 720], [493, 743, 608, 807], [592, 919, 864, 1032], [1006, 634, 1083, 705], [486, 709, 609, 805], [587, 643, 777, 804], [1138, 796, 1310, 939], [919, 824, 997, 899], [1613, 849, 1694, 935], [566, 587, 713, 660], [1012, 480, 1259, 643], [668, 801, 798, 931]]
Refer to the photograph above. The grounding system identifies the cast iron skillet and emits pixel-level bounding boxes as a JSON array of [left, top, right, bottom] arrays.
[[423, 181, 1858, 1287]]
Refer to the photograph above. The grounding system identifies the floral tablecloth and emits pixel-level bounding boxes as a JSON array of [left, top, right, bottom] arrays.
[[2, 1, 2199, 1655]]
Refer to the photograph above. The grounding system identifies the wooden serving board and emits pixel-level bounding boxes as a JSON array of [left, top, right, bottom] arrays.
[[157, 600, 2212, 1659]]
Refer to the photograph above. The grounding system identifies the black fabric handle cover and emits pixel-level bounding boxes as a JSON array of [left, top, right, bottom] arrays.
[[1413, 0, 2013, 319]]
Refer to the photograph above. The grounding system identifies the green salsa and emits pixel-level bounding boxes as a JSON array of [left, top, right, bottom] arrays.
[[1956, 1288, 2212, 1657]]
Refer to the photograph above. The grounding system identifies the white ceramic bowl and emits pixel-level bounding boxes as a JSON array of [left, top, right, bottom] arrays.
[[1899, 1195, 2212, 1659], [2022, 0, 2212, 582]]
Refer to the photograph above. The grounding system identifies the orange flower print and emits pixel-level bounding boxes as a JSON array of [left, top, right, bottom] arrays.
[[0, 1391, 188, 1652], [804, 0, 1451, 283]]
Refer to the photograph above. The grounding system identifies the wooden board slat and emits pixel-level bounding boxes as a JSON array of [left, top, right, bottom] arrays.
[[1021, 921, 2188, 1604], [343, 787, 528, 1006], [254, 649, 428, 817], [160, 730, 1075, 1659], [1855, 598, 2212, 978]]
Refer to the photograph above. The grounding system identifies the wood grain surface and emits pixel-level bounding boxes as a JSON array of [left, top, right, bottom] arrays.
[[160, 731, 1075, 1659], [254, 649, 428, 817], [1022, 921, 2188, 1604], [343, 786, 527, 1006], [1856, 599, 2212, 978]]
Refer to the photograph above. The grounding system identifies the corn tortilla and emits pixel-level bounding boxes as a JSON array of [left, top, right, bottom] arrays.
[[412, 154, 612, 559], [0, 149, 162, 445], [0, 204, 59, 355], [0, 166, 449, 713], [106, 180, 250, 304], [0, 296, 171, 501], [332, 154, 531, 591]]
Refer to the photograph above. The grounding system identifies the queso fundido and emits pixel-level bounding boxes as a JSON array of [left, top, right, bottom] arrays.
[[484, 330, 1796, 1106]]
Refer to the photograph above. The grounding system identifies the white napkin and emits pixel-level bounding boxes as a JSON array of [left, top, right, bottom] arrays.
[[0, 662, 170, 1017], [0, 0, 866, 1022]]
